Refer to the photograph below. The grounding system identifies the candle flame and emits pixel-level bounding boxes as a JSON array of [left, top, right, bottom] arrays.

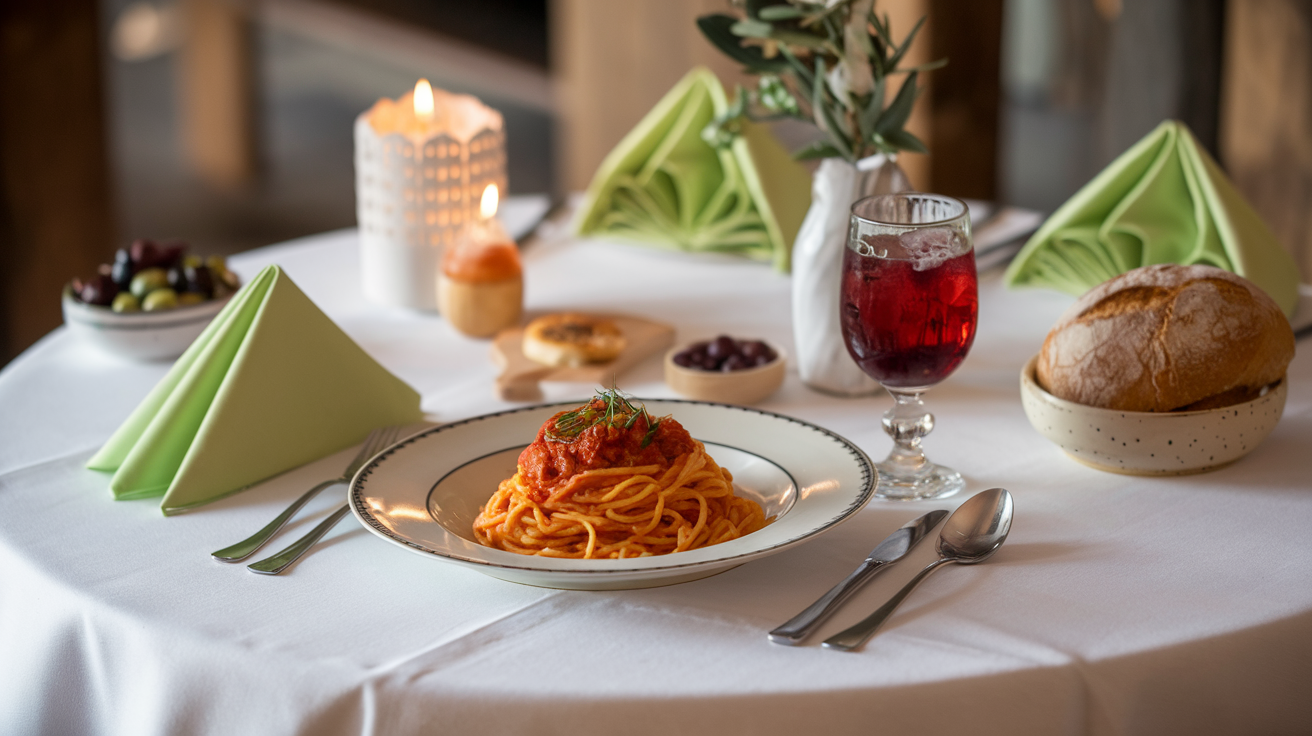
[[413, 79, 434, 118], [480, 184, 499, 219]]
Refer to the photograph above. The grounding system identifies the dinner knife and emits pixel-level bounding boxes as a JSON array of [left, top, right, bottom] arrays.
[[767, 509, 948, 646]]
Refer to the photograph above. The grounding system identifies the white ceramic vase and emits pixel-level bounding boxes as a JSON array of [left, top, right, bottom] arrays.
[[791, 153, 912, 395]]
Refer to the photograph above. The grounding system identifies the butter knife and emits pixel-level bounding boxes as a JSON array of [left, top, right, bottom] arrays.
[[767, 509, 948, 645]]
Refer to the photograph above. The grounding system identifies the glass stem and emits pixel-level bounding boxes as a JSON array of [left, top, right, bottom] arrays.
[[881, 389, 935, 481]]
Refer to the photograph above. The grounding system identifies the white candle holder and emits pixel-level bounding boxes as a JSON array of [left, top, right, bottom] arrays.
[[354, 85, 507, 310]]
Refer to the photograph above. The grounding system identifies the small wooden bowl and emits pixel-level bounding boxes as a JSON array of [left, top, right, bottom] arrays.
[[664, 342, 786, 405], [1020, 355, 1287, 475]]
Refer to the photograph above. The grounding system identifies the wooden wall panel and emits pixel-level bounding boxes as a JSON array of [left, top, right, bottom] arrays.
[[0, 0, 114, 365], [179, 0, 258, 190], [928, 0, 1003, 200], [551, 0, 744, 193], [1221, 0, 1312, 281], [550, 0, 938, 192]]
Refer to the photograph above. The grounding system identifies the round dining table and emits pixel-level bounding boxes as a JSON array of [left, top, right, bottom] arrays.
[[2, 213, 1311, 736]]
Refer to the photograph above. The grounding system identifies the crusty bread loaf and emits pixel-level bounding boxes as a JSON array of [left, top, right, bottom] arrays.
[[1037, 264, 1294, 411], [523, 313, 626, 367]]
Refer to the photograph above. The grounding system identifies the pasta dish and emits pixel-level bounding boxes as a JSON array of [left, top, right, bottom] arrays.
[[473, 391, 768, 558]]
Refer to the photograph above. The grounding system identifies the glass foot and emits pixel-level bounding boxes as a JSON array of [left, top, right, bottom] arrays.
[[873, 462, 964, 501]]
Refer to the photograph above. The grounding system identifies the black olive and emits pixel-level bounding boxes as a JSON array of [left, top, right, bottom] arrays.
[[707, 335, 736, 360], [81, 273, 119, 306], [185, 264, 214, 297], [129, 239, 159, 272], [111, 259, 133, 289], [722, 354, 750, 372], [160, 242, 186, 270], [167, 266, 186, 291]]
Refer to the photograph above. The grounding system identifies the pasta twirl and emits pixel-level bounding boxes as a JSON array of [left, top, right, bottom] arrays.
[[473, 391, 768, 559]]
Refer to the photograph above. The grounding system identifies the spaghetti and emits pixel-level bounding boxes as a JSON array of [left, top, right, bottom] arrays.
[[473, 391, 768, 558]]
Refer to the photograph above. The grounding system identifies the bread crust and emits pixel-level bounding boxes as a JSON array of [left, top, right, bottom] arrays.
[[523, 313, 626, 367], [1037, 264, 1294, 411]]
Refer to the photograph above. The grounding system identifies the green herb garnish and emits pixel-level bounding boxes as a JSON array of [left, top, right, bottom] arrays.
[[545, 388, 661, 444]]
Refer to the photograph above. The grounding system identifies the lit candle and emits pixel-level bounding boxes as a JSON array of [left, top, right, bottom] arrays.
[[354, 79, 507, 310], [438, 183, 523, 337]]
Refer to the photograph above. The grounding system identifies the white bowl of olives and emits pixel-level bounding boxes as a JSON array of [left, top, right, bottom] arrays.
[[62, 240, 240, 361]]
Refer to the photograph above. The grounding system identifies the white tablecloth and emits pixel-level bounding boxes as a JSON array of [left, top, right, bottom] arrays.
[[3, 223, 1310, 736]]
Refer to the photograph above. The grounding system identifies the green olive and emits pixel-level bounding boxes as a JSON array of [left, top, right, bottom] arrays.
[[176, 292, 205, 307], [111, 292, 141, 313], [142, 288, 178, 311], [207, 256, 240, 290], [130, 267, 169, 299]]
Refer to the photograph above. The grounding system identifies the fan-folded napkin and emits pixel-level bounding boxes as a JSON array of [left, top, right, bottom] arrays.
[[1005, 120, 1299, 315], [574, 67, 811, 272], [87, 265, 422, 514]]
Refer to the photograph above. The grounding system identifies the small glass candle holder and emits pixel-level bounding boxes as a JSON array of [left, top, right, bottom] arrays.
[[355, 79, 507, 310]]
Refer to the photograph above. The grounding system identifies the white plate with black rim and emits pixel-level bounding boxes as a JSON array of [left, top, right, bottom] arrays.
[[350, 400, 876, 590]]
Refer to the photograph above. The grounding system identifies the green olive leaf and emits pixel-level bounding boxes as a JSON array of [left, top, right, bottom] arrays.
[[758, 5, 806, 20], [885, 15, 927, 71], [873, 71, 918, 136], [697, 15, 789, 72], [793, 140, 844, 160], [731, 19, 775, 38], [879, 128, 927, 154]]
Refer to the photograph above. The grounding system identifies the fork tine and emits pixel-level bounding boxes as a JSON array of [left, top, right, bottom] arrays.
[[346, 424, 406, 477], [350, 427, 388, 466]]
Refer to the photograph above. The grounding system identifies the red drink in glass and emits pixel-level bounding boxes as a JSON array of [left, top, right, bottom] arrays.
[[841, 233, 979, 389]]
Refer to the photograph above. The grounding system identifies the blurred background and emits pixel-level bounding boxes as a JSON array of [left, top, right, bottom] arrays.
[[2, 0, 1309, 365]]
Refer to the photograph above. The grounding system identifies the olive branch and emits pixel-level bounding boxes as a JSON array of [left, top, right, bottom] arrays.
[[697, 0, 944, 162]]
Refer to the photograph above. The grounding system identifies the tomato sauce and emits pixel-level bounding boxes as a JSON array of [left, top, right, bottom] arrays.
[[517, 400, 695, 501]]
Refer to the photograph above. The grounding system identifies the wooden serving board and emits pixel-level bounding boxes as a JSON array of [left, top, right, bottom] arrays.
[[490, 314, 675, 402]]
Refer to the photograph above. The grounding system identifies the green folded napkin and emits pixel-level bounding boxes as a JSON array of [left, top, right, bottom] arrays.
[[1005, 120, 1300, 316], [87, 265, 422, 514], [574, 67, 811, 272]]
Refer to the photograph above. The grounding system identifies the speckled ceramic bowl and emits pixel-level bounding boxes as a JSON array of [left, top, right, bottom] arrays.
[[1020, 355, 1287, 475]]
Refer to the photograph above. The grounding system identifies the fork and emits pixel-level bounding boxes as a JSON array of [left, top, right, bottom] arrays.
[[246, 504, 355, 574], [211, 425, 406, 562]]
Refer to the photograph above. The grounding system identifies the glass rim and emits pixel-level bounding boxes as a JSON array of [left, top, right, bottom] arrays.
[[849, 192, 970, 228]]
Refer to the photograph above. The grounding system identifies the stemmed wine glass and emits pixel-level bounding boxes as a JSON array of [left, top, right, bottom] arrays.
[[841, 193, 978, 500]]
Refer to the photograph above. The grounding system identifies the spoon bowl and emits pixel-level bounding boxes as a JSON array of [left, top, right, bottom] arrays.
[[936, 486, 1013, 563], [823, 487, 1014, 651]]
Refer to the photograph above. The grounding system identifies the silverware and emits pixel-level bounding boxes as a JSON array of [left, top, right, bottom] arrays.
[[246, 426, 405, 574], [211, 425, 405, 562], [247, 504, 353, 575], [823, 488, 1014, 652], [768, 509, 948, 645]]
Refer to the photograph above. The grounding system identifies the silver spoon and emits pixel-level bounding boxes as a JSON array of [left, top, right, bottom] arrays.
[[822, 487, 1014, 651]]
